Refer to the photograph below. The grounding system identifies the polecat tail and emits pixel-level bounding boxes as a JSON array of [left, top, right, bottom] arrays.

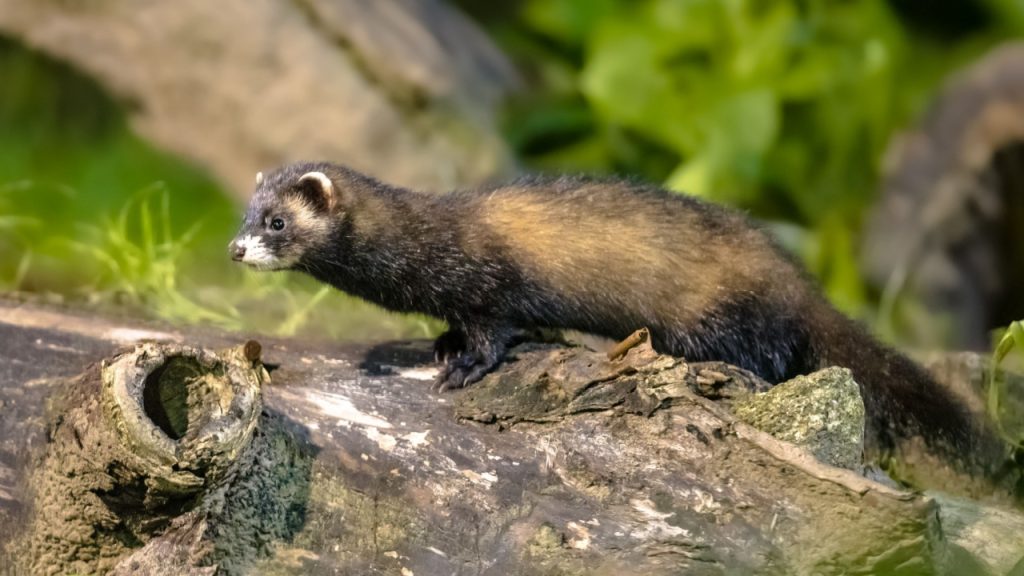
[[809, 303, 1013, 490]]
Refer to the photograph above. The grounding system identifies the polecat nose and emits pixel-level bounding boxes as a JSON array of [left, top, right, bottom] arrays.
[[230, 242, 245, 261]]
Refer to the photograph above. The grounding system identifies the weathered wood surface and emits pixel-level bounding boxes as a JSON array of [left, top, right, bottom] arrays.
[[0, 299, 1022, 575], [0, 0, 517, 195]]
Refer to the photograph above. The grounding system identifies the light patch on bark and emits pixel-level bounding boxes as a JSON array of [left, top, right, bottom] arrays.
[[300, 389, 393, 428], [364, 427, 397, 452], [629, 499, 688, 540], [402, 430, 430, 448], [397, 367, 439, 381], [104, 327, 181, 343], [566, 522, 592, 550], [461, 469, 497, 488]]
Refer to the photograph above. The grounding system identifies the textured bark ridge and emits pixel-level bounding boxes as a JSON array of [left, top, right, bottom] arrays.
[[0, 0, 517, 194], [1, 303, 1023, 575]]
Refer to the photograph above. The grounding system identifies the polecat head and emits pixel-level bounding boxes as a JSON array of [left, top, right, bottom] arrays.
[[228, 162, 340, 270]]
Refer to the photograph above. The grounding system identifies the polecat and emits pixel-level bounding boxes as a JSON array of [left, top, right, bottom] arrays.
[[229, 161, 1009, 483]]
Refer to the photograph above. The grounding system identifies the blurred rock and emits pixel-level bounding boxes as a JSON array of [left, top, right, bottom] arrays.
[[0, 0, 518, 196], [930, 492, 1024, 576]]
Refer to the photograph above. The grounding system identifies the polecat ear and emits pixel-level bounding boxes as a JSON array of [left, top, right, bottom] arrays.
[[297, 171, 334, 211], [255, 171, 264, 186]]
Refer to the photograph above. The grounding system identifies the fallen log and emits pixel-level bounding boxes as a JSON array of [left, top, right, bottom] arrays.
[[0, 301, 1022, 575]]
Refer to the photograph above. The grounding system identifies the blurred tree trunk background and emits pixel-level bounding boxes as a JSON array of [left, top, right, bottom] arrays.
[[864, 44, 1024, 351], [0, 0, 519, 195], [0, 0, 521, 339]]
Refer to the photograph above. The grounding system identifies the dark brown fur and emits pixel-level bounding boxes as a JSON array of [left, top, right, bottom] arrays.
[[231, 162, 1013, 487]]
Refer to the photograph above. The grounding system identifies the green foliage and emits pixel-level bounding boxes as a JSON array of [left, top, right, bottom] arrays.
[[0, 37, 440, 341], [510, 0, 911, 206], [989, 320, 1024, 445], [63, 183, 233, 326], [482, 0, 1024, 319], [0, 177, 441, 340]]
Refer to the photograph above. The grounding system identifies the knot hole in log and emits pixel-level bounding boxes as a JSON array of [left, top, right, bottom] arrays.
[[17, 341, 319, 576], [142, 355, 202, 441], [101, 343, 268, 490]]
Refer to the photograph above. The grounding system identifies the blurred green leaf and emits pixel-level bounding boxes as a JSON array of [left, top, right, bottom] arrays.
[[989, 320, 1024, 445], [523, 0, 620, 45]]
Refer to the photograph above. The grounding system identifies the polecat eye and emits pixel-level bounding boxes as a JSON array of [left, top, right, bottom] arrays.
[[270, 218, 285, 231]]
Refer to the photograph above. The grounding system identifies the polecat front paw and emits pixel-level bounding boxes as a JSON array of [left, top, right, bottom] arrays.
[[433, 324, 516, 392], [434, 354, 490, 392], [432, 328, 466, 363], [433, 350, 506, 391]]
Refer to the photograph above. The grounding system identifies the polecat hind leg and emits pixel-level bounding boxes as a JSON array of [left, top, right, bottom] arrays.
[[434, 323, 516, 391], [433, 327, 466, 363]]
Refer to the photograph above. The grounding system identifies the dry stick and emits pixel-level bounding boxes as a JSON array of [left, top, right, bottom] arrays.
[[607, 327, 650, 361], [244, 339, 262, 363]]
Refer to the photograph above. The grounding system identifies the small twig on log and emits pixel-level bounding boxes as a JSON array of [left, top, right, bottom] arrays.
[[607, 328, 650, 361], [243, 339, 262, 363]]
